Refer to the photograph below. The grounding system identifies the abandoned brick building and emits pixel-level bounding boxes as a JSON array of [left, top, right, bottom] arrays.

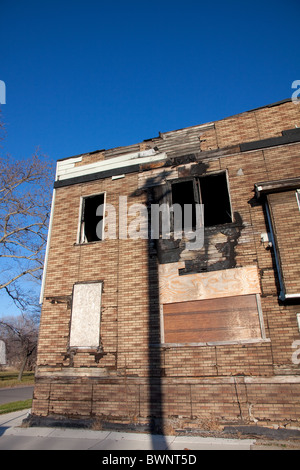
[[31, 98, 300, 431]]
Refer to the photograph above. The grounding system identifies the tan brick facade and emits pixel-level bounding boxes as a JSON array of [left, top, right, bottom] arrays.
[[32, 99, 300, 432]]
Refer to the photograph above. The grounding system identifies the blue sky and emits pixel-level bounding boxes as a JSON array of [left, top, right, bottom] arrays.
[[0, 0, 300, 316], [1, 0, 300, 163]]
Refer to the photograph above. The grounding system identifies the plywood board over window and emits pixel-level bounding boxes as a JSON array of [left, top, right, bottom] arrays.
[[69, 282, 103, 348], [163, 294, 264, 344], [159, 263, 261, 305]]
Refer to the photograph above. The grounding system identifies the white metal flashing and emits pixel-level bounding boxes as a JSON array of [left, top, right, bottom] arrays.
[[39, 189, 56, 304], [284, 293, 300, 299], [56, 148, 166, 182]]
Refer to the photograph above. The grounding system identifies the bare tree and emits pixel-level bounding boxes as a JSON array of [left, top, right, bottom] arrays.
[[0, 111, 54, 377], [0, 146, 54, 312], [0, 315, 39, 379]]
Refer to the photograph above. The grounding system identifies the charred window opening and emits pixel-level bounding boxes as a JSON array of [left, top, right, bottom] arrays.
[[171, 180, 197, 229], [200, 173, 232, 226], [79, 193, 105, 243], [171, 172, 232, 228]]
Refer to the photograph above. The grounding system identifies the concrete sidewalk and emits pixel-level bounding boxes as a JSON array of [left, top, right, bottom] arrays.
[[0, 409, 256, 450]]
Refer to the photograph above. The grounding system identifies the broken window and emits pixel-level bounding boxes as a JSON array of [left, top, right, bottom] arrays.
[[79, 193, 105, 243], [255, 177, 300, 300], [171, 172, 232, 228], [69, 282, 103, 348], [266, 189, 300, 300]]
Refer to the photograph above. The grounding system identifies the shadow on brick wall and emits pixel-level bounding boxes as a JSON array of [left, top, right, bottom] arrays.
[[147, 189, 168, 448]]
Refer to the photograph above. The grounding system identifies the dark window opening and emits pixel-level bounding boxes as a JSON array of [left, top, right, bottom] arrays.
[[200, 173, 232, 226], [171, 172, 232, 228], [80, 194, 105, 243], [171, 180, 196, 229]]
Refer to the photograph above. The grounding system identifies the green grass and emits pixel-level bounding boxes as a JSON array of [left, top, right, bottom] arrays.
[[0, 399, 32, 415], [0, 370, 35, 389]]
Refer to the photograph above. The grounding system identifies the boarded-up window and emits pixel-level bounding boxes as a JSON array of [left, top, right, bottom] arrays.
[[267, 190, 300, 299], [69, 282, 103, 348], [163, 294, 263, 344]]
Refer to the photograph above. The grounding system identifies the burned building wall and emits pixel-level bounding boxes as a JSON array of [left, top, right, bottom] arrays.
[[31, 99, 300, 430]]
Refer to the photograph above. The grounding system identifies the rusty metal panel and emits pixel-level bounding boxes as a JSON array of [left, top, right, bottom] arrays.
[[163, 294, 262, 344]]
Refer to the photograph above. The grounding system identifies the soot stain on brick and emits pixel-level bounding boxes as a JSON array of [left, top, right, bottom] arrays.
[[137, 158, 245, 273], [157, 212, 245, 274]]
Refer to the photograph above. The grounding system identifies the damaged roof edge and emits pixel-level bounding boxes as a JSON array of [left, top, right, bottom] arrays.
[[247, 97, 291, 112], [57, 149, 106, 162], [255, 176, 300, 198], [56, 98, 292, 164]]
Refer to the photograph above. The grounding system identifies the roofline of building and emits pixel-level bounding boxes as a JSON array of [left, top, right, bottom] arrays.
[[56, 98, 292, 163]]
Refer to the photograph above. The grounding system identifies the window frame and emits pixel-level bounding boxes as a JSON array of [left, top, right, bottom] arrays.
[[77, 191, 106, 244], [296, 189, 300, 212], [265, 190, 300, 301], [170, 170, 233, 228]]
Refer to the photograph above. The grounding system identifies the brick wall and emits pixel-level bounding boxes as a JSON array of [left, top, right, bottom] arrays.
[[32, 100, 300, 431]]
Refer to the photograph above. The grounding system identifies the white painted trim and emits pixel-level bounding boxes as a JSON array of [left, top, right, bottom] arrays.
[[256, 293, 266, 339], [296, 189, 300, 211], [56, 156, 83, 170], [56, 149, 156, 178], [224, 169, 233, 222], [39, 189, 56, 304], [160, 305, 165, 344], [76, 196, 84, 244], [57, 152, 167, 181], [284, 293, 300, 299], [111, 174, 125, 180]]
